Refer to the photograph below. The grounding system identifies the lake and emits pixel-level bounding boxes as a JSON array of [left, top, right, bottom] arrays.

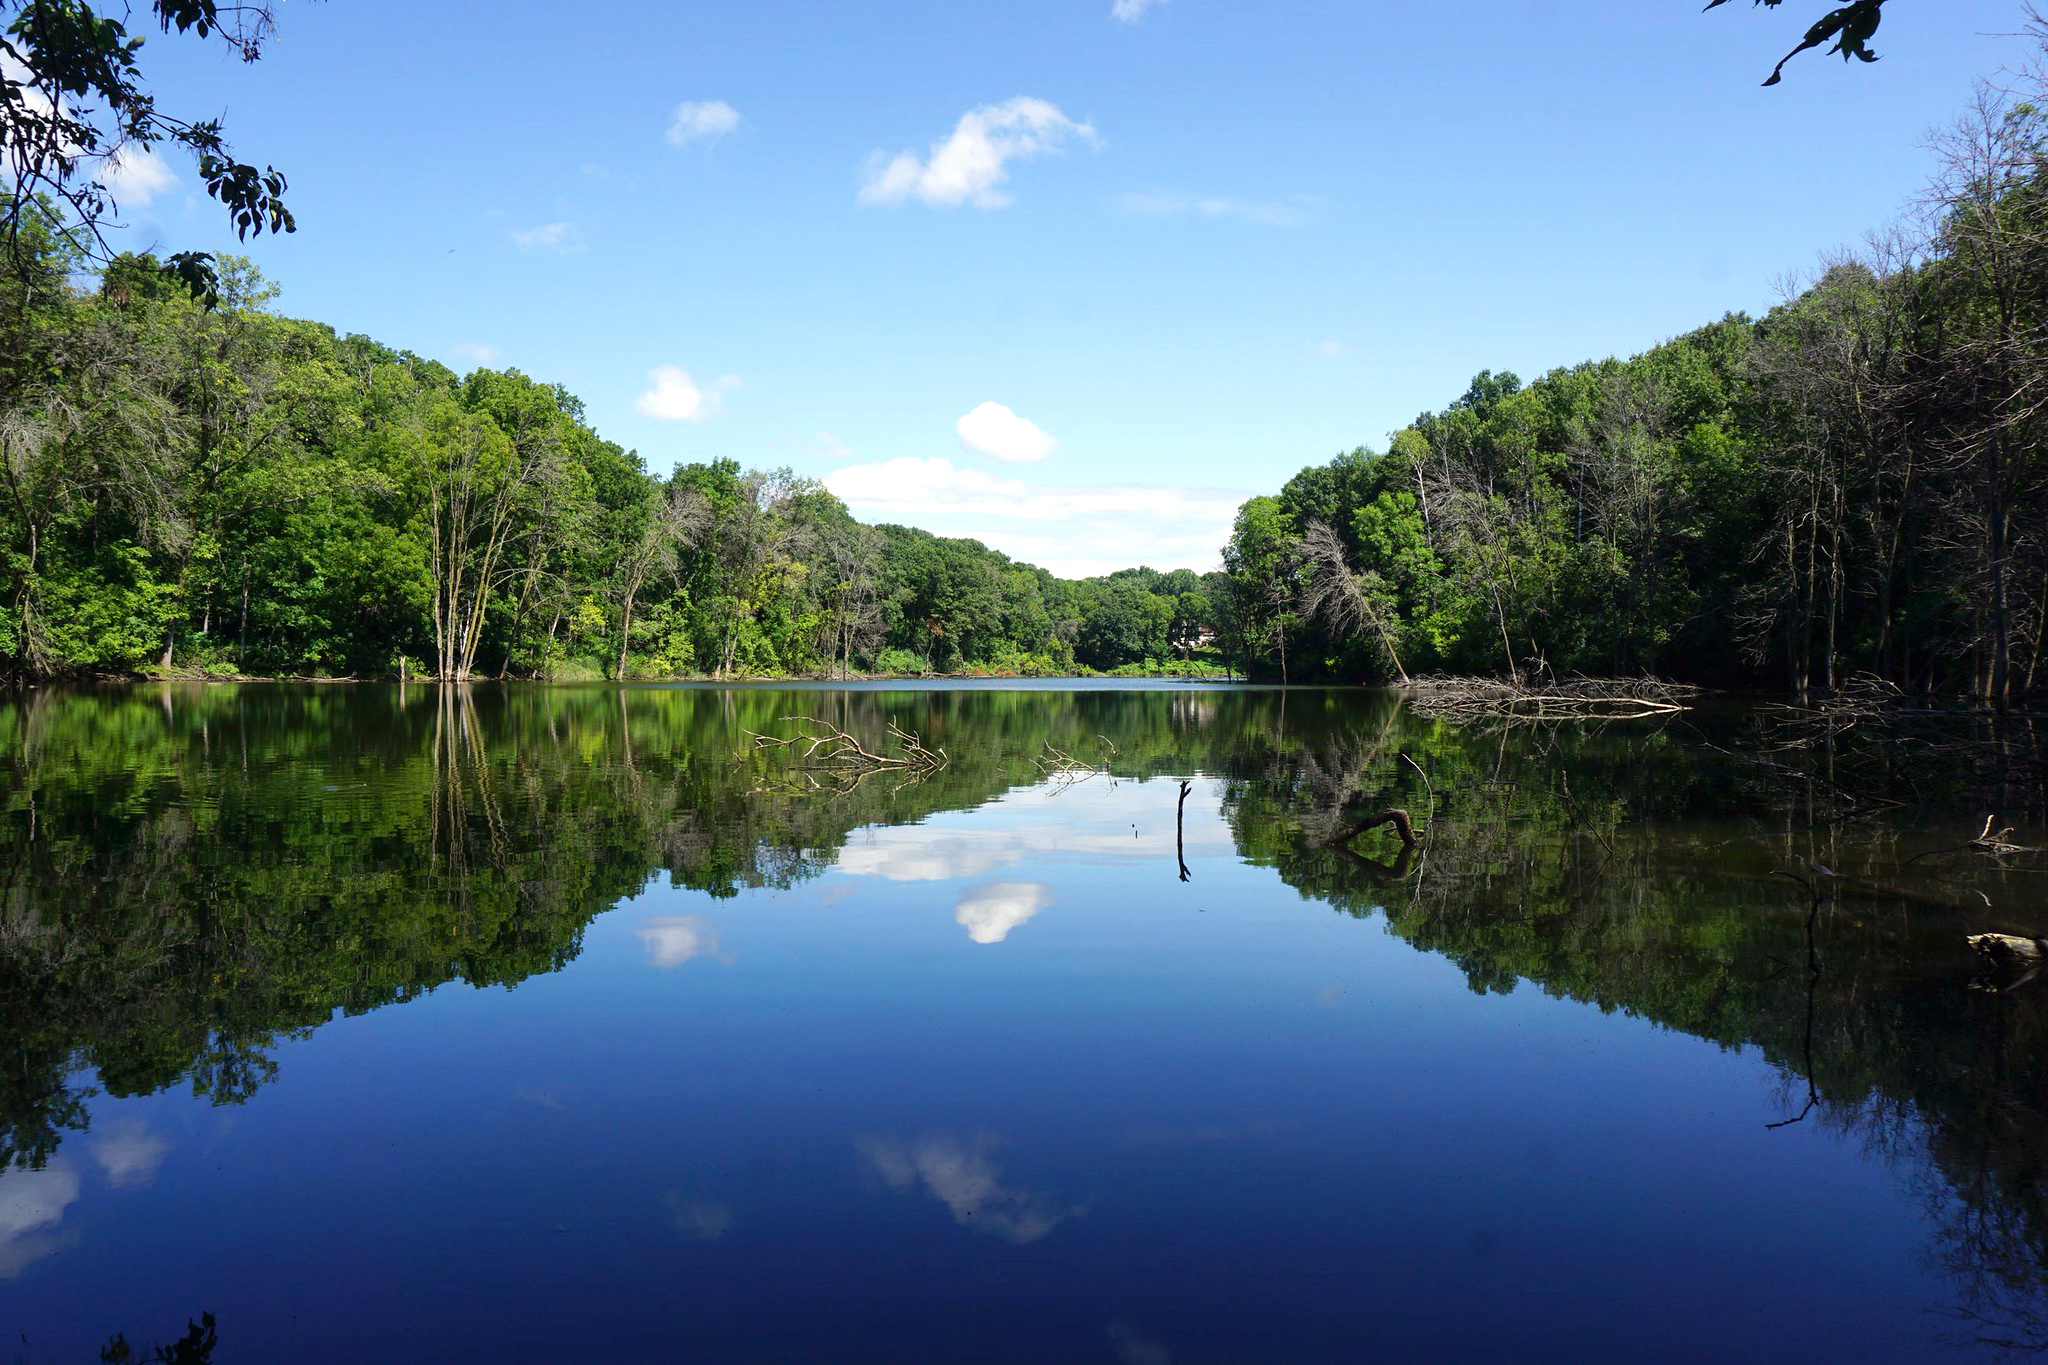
[[2, 682, 2044, 1361]]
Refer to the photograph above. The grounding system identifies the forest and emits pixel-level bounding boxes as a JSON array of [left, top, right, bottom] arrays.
[[0, 210, 1227, 683], [1222, 89, 2048, 706], [5, 74, 2048, 698]]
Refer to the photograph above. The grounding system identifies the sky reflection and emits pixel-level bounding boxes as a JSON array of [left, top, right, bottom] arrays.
[[859, 1133, 1085, 1245]]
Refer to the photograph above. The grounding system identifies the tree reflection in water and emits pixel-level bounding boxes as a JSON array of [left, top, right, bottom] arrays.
[[1, 681, 2044, 1345]]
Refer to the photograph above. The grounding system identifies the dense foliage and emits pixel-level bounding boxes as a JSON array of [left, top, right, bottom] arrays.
[[0, 217, 1226, 682], [13, 71, 2048, 697], [2, 0, 294, 301], [1216, 83, 2048, 706]]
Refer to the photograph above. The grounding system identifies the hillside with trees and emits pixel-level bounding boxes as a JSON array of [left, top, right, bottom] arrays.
[[1219, 85, 2048, 707], [0, 212, 1227, 682]]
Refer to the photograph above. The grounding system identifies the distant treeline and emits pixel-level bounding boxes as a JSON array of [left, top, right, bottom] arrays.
[[6, 72, 2048, 695], [0, 214, 1224, 682], [1220, 86, 2048, 706]]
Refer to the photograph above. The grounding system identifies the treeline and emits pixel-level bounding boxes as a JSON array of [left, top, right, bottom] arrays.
[[0, 215, 1223, 681], [1217, 85, 2048, 705]]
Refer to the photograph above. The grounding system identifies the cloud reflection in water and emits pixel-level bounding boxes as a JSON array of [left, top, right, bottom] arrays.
[[636, 915, 730, 970], [953, 882, 1053, 945], [859, 1133, 1084, 1245], [0, 1161, 80, 1277]]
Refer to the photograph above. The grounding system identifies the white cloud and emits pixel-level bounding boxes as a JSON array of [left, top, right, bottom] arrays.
[[91, 1120, 169, 1188], [1313, 339, 1348, 360], [667, 100, 740, 147], [859, 1133, 1084, 1244], [452, 342, 501, 366], [822, 457, 1247, 579], [665, 1191, 734, 1241], [1119, 191, 1313, 227], [637, 914, 730, 969], [1111, 0, 1168, 20], [635, 366, 739, 423], [832, 784, 1232, 883], [956, 401, 1056, 464], [954, 882, 1052, 944], [101, 144, 178, 210], [860, 97, 1097, 209], [0, 1162, 80, 1278], [817, 430, 859, 461], [511, 221, 587, 254]]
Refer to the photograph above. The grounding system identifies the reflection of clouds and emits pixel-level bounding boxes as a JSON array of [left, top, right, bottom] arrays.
[[1109, 1318, 1173, 1365], [954, 882, 1052, 945], [859, 1133, 1084, 1245], [91, 1119, 169, 1188], [833, 785, 1232, 884], [0, 1162, 80, 1277], [664, 1191, 733, 1242], [636, 915, 731, 970]]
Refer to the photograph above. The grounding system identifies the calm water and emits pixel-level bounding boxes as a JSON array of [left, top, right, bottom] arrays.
[[2, 682, 2045, 1361]]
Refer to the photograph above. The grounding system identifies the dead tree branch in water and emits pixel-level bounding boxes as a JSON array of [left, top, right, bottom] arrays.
[[1765, 866, 1831, 1130], [1324, 808, 1420, 849], [744, 716, 948, 782], [1034, 735, 1118, 794], [1176, 779, 1192, 882], [1903, 814, 2045, 867], [1402, 675, 1696, 722]]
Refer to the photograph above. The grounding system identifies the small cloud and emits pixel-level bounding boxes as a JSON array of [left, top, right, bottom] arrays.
[[100, 144, 178, 211], [817, 430, 859, 461], [1313, 339, 1347, 360], [91, 1120, 169, 1189], [1119, 191, 1312, 227], [511, 221, 587, 254], [0, 1162, 81, 1278], [1110, 0, 1168, 20], [822, 456, 1248, 578], [860, 97, 1097, 209], [668, 100, 740, 148], [636, 914, 731, 968], [635, 366, 739, 423], [957, 401, 1056, 464], [453, 342, 501, 367], [858, 1133, 1084, 1245], [954, 882, 1052, 944], [1108, 1319, 1174, 1365], [580, 162, 611, 180], [664, 1191, 734, 1241], [512, 1086, 565, 1111]]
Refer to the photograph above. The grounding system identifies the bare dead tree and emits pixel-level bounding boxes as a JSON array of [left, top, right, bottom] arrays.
[[1298, 518, 1409, 682]]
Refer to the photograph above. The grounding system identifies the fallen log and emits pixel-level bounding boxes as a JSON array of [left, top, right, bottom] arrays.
[[1971, 814, 2041, 856], [1968, 933, 2046, 966]]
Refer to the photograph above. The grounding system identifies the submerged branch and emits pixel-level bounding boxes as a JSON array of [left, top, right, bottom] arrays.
[[1401, 675, 1697, 722]]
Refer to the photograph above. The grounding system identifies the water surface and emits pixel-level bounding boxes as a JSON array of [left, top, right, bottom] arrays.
[[2, 683, 2044, 1360]]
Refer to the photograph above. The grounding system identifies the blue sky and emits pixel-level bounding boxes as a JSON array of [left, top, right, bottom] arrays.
[[106, 0, 2028, 576]]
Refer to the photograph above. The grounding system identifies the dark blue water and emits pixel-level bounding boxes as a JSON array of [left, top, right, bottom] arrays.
[[2, 683, 2042, 1361]]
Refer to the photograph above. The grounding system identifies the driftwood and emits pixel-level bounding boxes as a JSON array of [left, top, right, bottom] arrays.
[[1402, 675, 1697, 722], [1034, 736, 1118, 794], [1325, 808, 1419, 849], [1969, 933, 2046, 965], [1971, 815, 2041, 856], [1969, 934, 2047, 994], [744, 717, 947, 785], [1903, 814, 2044, 867]]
